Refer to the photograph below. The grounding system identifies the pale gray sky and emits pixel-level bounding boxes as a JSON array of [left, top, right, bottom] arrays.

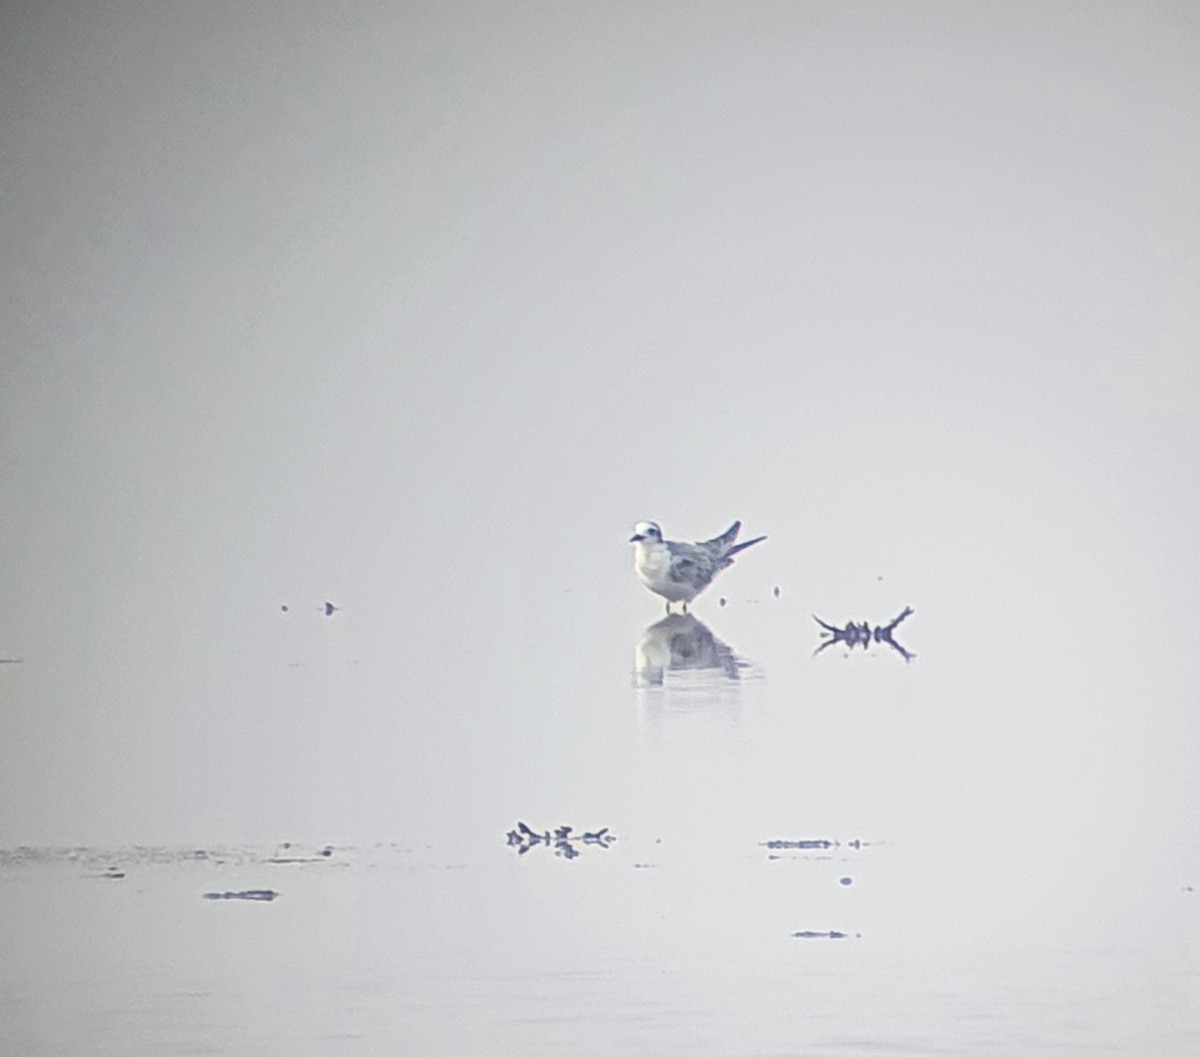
[[1, 1, 1198, 849]]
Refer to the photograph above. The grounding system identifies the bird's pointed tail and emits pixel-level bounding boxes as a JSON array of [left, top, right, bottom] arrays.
[[724, 534, 766, 559]]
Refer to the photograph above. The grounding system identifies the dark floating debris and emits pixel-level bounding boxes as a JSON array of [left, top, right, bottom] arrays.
[[0, 845, 327, 873], [266, 842, 335, 864], [763, 839, 834, 850], [773, 585, 781, 598], [760, 839, 867, 850], [0, 658, 24, 664], [506, 822, 616, 860], [203, 889, 279, 901], [839, 876, 853, 886], [813, 606, 916, 662], [792, 930, 855, 940], [324, 601, 339, 616]]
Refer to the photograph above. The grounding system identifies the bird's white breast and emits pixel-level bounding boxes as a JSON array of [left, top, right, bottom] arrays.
[[634, 542, 695, 602], [634, 541, 669, 582]]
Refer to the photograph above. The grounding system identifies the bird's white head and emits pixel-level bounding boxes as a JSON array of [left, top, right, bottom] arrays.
[[629, 520, 663, 544]]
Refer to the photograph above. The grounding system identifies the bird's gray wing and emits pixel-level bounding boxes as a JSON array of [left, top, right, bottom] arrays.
[[667, 543, 717, 587]]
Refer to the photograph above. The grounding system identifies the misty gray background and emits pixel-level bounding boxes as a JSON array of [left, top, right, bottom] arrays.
[[2, 0, 1198, 912], [3, 3, 1199, 1052]]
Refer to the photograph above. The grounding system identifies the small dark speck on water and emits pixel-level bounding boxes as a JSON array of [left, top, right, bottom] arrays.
[[773, 586, 781, 597], [719, 597, 727, 607], [839, 876, 853, 886], [280, 604, 289, 612]]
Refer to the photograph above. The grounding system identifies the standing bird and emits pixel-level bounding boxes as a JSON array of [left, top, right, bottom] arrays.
[[629, 520, 767, 611]]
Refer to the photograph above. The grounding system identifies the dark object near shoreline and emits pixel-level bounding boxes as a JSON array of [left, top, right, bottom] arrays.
[[813, 606, 916, 662], [760, 838, 866, 850], [506, 822, 616, 859]]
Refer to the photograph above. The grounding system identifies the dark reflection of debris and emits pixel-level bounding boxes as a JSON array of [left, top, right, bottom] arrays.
[[635, 613, 749, 686], [792, 930, 858, 940], [813, 606, 916, 661], [203, 890, 279, 901], [506, 822, 616, 860]]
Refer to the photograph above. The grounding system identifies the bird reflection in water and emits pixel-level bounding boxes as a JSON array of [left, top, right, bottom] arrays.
[[634, 612, 749, 687]]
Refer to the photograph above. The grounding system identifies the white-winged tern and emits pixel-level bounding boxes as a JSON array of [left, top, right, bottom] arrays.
[[629, 520, 766, 610]]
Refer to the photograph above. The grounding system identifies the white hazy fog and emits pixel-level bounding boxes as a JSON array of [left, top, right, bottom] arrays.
[[1, 3, 1198, 1052]]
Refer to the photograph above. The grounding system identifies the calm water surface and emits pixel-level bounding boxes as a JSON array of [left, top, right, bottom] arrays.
[[1, 840, 1194, 1056], [3, 592, 1196, 1055]]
